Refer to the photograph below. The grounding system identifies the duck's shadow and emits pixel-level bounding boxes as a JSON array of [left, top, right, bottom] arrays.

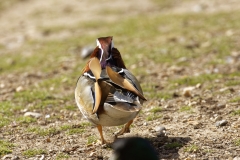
[[148, 136, 192, 159], [109, 135, 191, 160]]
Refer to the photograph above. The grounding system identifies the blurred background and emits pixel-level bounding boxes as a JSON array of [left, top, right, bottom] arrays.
[[1, 0, 240, 159]]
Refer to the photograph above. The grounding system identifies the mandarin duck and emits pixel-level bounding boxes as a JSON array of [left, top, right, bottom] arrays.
[[75, 36, 146, 144]]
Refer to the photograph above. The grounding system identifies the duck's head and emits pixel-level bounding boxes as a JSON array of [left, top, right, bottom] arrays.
[[82, 36, 126, 73], [96, 36, 114, 68]]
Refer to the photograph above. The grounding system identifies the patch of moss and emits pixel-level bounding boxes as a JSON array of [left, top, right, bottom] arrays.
[[64, 105, 77, 111], [225, 80, 240, 86], [0, 118, 10, 128], [14, 90, 50, 103], [229, 97, 240, 103], [146, 114, 162, 121], [56, 153, 70, 160], [87, 136, 98, 145], [0, 101, 21, 116], [232, 109, 240, 115], [60, 125, 72, 131], [27, 127, 59, 136], [234, 139, 240, 146], [66, 128, 85, 135], [184, 144, 199, 153], [16, 116, 37, 124], [180, 106, 192, 112], [150, 107, 162, 114], [0, 140, 14, 157], [22, 149, 46, 158], [165, 142, 183, 149], [172, 74, 222, 86]]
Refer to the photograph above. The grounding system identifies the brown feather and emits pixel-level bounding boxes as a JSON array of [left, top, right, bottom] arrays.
[[88, 57, 102, 114], [92, 82, 102, 114], [89, 57, 101, 80]]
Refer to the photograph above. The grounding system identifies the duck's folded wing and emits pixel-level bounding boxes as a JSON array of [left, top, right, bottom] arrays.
[[105, 90, 141, 112], [106, 66, 147, 101], [122, 69, 144, 96], [106, 91, 134, 103]]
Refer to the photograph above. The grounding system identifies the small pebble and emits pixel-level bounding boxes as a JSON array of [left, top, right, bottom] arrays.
[[16, 86, 23, 92], [182, 87, 195, 97], [163, 115, 171, 119], [0, 83, 5, 88], [219, 87, 229, 92], [193, 122, 202, 129], [155, 126, 166, 137], [24, 112, 42, 118], [195, 83, 202, 88], [89, 151, 96, 157], [196, 115, 202, 120], [216, 120, 228, 127], [217, 103, 226, 109], [39, 155, 45, 160], [45, 114, 51, 119], [183, 90, 192, 97]]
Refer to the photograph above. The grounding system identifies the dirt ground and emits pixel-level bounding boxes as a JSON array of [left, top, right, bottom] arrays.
[[1, 0, 240, 159]]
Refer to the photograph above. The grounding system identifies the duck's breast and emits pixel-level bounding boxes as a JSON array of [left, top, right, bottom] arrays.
[[75, 76, 95, 120]]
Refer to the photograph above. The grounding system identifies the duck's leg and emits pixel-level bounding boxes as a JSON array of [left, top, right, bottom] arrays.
[[115, 119, 133, 136], [97, 125, 107, 144]]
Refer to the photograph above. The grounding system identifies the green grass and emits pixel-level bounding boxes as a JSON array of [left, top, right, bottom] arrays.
[[60, 124, 72, 131], [225, 80, 240, 86], [180, 106, 192, 112], [0, 101, 23, 128], [0, 140, 14, 157], [1, 11, 240, 75], [146, 114, 162, 121], [56, 153, 70, 160], [27, 123, 91, 136], [184, 144, 199, 153], [232, 110, 240, 115], [165, 142, 183, 149], [14, 90, 50, 103], [150, 107, 162, 114], [0, 118, 10, 128], [234, 139, 240, 146], [22, 149, 46, 158], [172, 74, 222, 86], [142, 82, 172, 99], [27, 127, 60, 136], [0, 101, 22, 116], [146, 107, 163, 121], [229, 97, 240, 103], [16, 116, 37, 124], [66, 128, 85, 135], [64, 105, 77, 111], [87, 136, 98, 145]]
